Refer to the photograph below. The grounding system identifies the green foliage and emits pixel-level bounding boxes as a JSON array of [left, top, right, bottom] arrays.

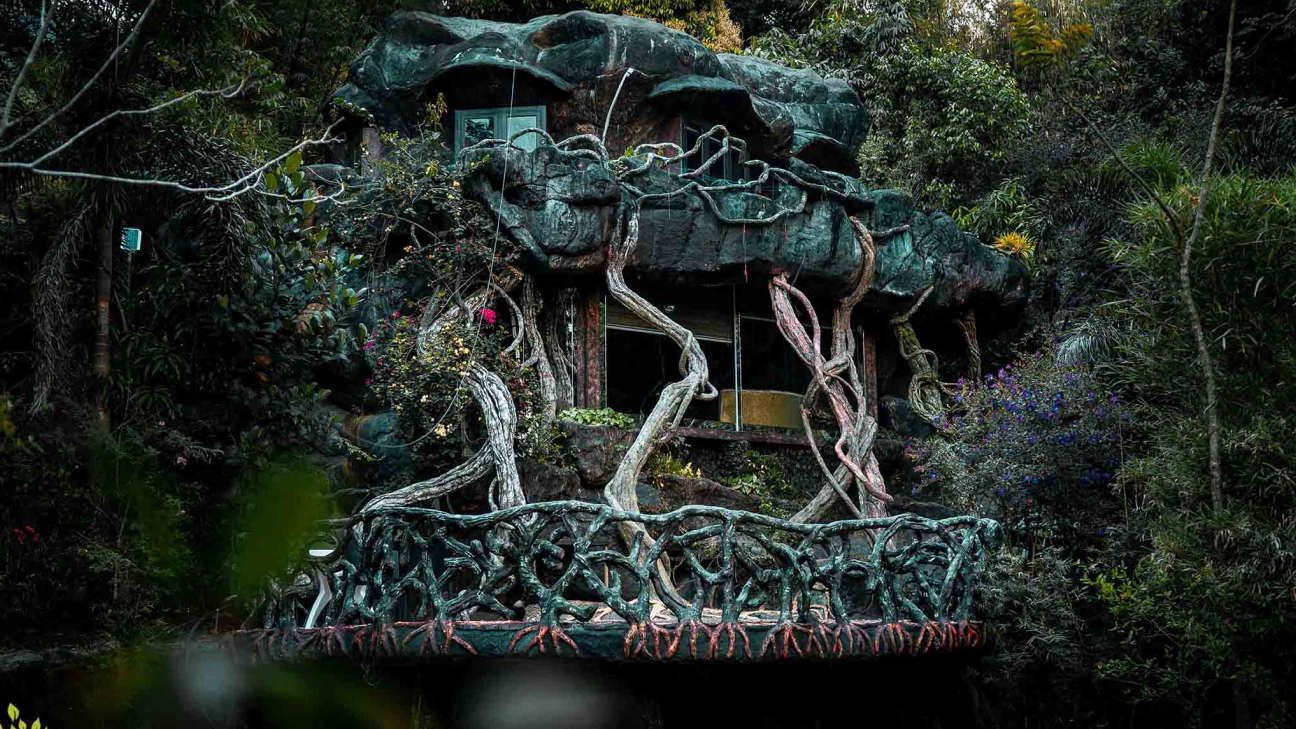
[[1085, 166, 1296, 723], [718, 445, 796, 518], [5, 702, 43, 729], [647, 452, 703, 480], [581, 0, 697, 17], [0, 397, 22, 453], [747, 0, 913, 77], [78, 426, 203, 639], [225, 458, 336, 607], [114, 154, 363, 452], [1008, 1, 1094, 70], [868, 43, 1032, 207], [367, 307, 540, 470], [749, 1, 1030, 207], [953, 177, 1047, 242], [558, 407, 638, 429], [1106, 168, 1296, 421], [980, 549, 1092, 697]]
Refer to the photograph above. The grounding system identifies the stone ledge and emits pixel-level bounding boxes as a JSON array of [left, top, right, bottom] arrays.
[[222, 618, 991, 663]]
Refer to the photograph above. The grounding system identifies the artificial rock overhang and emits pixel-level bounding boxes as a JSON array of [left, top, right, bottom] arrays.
[[333, 10, 868, 174], [334, 8, 1027, 324], [461, 141, 1028, 321]]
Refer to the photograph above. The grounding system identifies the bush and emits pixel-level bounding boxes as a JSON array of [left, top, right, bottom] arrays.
[[1088, 165, 1296, 726], [911, 345, 1129, 553], [975, 548, 1102, 725], [558, 407, 638, 429]]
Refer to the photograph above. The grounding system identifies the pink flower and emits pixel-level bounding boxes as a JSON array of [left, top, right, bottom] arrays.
[[363, 340, 376, 351], [480, 308, 498, 325], [176, 456, 188, 467]]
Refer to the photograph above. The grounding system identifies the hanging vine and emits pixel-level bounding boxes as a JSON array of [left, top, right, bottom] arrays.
[[316, 104, 930, 618], [767, 216, 908, 523], [888, 287, 955, 426]]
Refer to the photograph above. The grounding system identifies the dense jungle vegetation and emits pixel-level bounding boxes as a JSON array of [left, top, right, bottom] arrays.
[[1, 0, 1294, 727]]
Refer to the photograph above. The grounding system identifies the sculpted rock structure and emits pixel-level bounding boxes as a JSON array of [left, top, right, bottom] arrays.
[[335, 10, 1028, 316], [228, 10, 1015, 668], [322, 9, 1034, 527]]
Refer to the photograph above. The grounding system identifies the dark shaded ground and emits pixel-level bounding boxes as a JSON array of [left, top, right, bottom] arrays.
[[7, 645, 991, 728]]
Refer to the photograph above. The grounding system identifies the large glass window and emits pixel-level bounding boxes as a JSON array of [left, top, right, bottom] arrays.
[[605, 295, 735, 423], [606, 329, 735, 423], [455, 106, 546, 155], [601, 286, 833, 430], [739, 316, 811, 395]]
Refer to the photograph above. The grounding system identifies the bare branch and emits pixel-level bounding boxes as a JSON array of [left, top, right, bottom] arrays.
[[25, 80, 246, 168], [3, 120, 345, 201], [1, 0, 158, 151], [2, 0, 59, 136]]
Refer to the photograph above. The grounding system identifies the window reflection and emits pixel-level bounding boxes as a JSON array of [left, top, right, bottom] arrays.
[[508, 115, 539, 151], [464, 116, 495, 148], [606, 329, 735, 422], [740, 317, 811, 395]]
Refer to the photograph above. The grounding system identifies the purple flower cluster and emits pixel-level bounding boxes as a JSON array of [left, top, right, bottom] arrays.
[[910, 344, 1131, 521]]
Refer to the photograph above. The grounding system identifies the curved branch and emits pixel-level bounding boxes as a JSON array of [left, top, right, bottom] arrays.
[[602, 202, 714, 599], [770, 218, 891, 523]]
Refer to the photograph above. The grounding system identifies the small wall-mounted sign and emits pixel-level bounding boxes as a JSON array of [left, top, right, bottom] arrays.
[[120, 227, 142, 252]]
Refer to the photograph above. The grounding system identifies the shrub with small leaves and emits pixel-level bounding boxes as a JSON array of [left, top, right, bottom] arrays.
[[912, 344, 1129, 552], [558, 408, 638, 429]]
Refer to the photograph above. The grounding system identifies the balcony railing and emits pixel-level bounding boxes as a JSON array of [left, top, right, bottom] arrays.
[[230, 502, 1002, 662]]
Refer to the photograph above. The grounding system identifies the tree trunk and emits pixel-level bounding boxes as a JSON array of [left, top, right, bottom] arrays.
[[1183, 0, 1236, 514], [92, 187, 114, 425]]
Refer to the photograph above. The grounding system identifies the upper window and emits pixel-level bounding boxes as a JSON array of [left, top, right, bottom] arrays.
[[455, 106, 546, 155], [681, 115, 776, 196], [682, 116, 742, 184]]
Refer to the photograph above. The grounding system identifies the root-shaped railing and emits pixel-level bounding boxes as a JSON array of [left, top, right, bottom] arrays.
[[234, 503, 1002, 662]]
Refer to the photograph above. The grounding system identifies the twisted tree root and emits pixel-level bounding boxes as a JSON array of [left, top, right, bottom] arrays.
[[889, 287, 948, 427], [602, 202, 715, 598], [771, 217, 890, 523], [362, 278, 531, 514]]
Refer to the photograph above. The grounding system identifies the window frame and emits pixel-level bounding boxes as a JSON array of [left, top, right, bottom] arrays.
[[680, 114, 776, 196], [454, 106, 547, 156], [602, 286, 823, 431], [681, 115, 740, 183]]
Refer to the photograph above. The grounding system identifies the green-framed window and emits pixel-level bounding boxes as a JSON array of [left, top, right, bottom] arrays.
[[455, 106, 547, 155]]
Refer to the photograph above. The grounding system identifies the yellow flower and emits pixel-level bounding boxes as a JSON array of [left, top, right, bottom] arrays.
[[992, 232, 1034, 259]]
